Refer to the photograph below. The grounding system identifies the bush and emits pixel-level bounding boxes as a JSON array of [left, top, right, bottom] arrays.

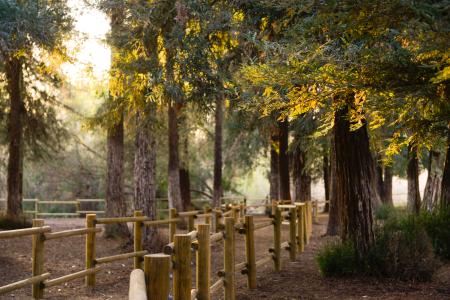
[[0, 215, 32, 230], [316, 240, 359, 277], [420, 208, 450, 260]]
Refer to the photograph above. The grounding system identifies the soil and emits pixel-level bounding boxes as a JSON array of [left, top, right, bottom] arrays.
[[1, 215, 449, 300]]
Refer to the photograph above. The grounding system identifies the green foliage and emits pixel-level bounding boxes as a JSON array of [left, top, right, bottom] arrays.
[[0, 215, 31, 230], [316, 240, 358, 277], [420, 208, 450, 260]]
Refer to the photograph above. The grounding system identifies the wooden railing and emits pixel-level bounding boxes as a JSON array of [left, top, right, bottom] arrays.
[[0, 199, 323, 299]]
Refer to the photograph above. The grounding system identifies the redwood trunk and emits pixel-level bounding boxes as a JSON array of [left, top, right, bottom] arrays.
[[168, 102, 182, 211], [6, 58, 24, 219], [326, 135, 339, 236], [323, 153, 330, 212], [440, 128, 450, 207], [269, 137, 280, 201], [334, 104, 375, 258], [278, 120, 291, 201], [383, 166, 393, 205], [423, 150, 441, 211], [213, 95, 223, 208], [134, 112, 157, 248], [180, 133, 191, 211], [293, 148, 311, 202], [407, 146, 421, 214], [105, 118, 129, 237], [374, 155, 384, 201]]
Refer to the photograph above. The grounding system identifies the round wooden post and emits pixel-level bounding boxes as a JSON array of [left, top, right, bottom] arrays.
[[197, 224, 211, 300], [244, 215, 256, 289], [188, 215, 195, 232], [32, 219, 45, 299], [169, 208, 177, 243], [144, 254, 170, 300], [85, 214, 96, 287], [134, 210, 143, 269], [204, 208, 211, 225], [296, 204, 305, 252], [224, 217, 235, 300], [303, 204, 309, 245], [273, 206, 281, 271], [231, 207, 239, 223], [289, 207, 297, 261], [173, 234, 192, 300]]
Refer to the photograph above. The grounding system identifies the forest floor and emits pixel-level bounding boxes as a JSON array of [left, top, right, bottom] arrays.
[[1, 215, 449, 300]]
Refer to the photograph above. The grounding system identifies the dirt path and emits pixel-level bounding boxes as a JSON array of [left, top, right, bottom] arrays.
[[1, 216, 449, 299]]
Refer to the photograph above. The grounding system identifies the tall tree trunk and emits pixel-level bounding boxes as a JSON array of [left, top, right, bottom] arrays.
[[326, 135, 339, 236], [323, 152, 330, 212], [423, 150, 442, 211], [440, 128, 450, 208], [212, 95, 223, 208], [374, 155, 385, 202], [407, 145, 421, 214], [179, 132, 191, 211], [105, 117, 129, 237], [167, 103, 183, 212], [104, 7, 129, 238], [383, 166, 393, 205], [334, 103, 375, 259], [293, 148, 311, 202], [269, 135, 280, 201], [278, 120, 291, 201], [134, 112, 157, 248], [5, 58, 24, 219]]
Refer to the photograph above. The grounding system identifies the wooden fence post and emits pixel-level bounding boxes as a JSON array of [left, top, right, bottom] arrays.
[[134, 211, 143, 269], [197, 224, 211, 300], [307, 201, 312, 241], [144, 254, 170, 300], [231, 207, 239, 223], [224, 217, 235, 300], [32, 219, 45, 299], [204, 208, 211, 225], [173, 234, 191, 300], [289, 207, 297, 261], [244, 215, 256, 289], [296, 204, 305, 252], [85, 214, 96, 287], [169, 208, 177, 243], [272, 206, 281, 271]]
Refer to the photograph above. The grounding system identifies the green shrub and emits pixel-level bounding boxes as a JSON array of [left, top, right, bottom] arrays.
[[420, 208, 450, 260], [316, 240, 359, 277], [0, 215, 32, 230]]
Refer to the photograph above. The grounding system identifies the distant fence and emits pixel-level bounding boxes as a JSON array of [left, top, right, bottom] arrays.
[[0, 199, 327, 299], [0, 196, 256, 219]]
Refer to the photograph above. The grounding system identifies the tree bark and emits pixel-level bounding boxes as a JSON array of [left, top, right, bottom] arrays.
[[323, 152, 330, 212], [179, 133, 191, 211], [383, 166, 393, 205], [278, 120, 291, 201], [134, 112, 158, 248], [407, 145, 421, 214], [269, 135, 280, 201], [104, 6, 129, 238], [293, 148, 311, 202], [326, 134, 339, 236], [5, 57, 24, 219], [374, 155, 385, 202], [212, 95, 223, 208], [440, 128, 450, 208], [167, 102, 183, 212], [334, 103, 375, 259], [423, 150, 442, 211], [105, 117, 129, 237]]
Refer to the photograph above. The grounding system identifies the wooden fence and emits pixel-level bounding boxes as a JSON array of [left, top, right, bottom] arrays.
[[0, 200, 322, 299]]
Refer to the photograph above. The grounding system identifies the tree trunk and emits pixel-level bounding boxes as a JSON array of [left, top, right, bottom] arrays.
[[5, 58, 24, 219], [134, 112, 158, 248], [334, 103, 375, 259], [323, 152, 330, 212], [179, 133, 191, 211], [383, 166, 393, 205], [293, 148, 311, 202], [104, 6, 129, 238], [407, 145, 421, 214], [423, 150, 442, 211], [167, 102, 183, 212], [326, 135, 339, 236], [440, 128, 450, 208], [278, 120, 291, 201], [269, 135, 280, 201], [374, 155, 385, 202], [105, 117, 129, 237], [212, 95, 223, 208]]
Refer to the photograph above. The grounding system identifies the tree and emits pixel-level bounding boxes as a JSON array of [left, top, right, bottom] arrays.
[[213, 95, 224, 207], [406, 145, 421, 214], [278, 120, 291, 201], [0, 0, 73, 219]]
